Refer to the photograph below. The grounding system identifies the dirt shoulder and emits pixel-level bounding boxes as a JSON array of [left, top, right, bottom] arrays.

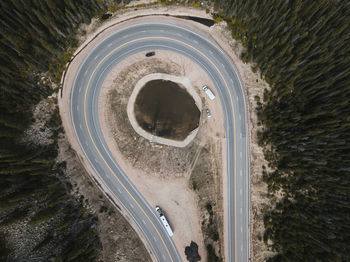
[[57, 135, 151, 262]]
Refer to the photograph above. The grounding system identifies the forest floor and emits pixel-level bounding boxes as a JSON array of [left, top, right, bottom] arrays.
[[56, 135, 151, 262], [59, 3, 274, 262], [3, 92, 149, 261]]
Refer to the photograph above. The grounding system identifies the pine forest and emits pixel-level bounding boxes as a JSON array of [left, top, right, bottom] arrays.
[[215, 0, 350, 261], [1, 0, 349, 261]]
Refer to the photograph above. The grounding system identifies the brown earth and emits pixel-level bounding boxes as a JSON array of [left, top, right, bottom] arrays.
[[99, 50, 225, 261]]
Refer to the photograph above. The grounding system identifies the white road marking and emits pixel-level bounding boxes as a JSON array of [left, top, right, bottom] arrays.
[[240, 208, 243, 214], [162, 254, 166, 260], [240, 151, 242, 158], [94, 55, 99, 60], [77, 105, 79, 111], [240, 170, 242, 177], [240, 189, 242, 195], [241, 244, 243, 251], [239, 114, 241, 120], [153, 236, 157, 241], [241, 227, 243, 233], [84, 71, 88, 76], [176, 33, 182, 37], [79, 124, 82, 129], [130, 203, 134, 209], [142, 219, 146, 225], [107, 43, 112, 47], [79, 87, 82, 93], [122, 34, 129, 38], [240, 132, 242, 138], [230, 79, 234, 84], [193, 39, 198, 44], [141, 30, 146, 33], [209, 50, 213, 55], [85, 141, 88, 146], [118, 188, 122, 193]]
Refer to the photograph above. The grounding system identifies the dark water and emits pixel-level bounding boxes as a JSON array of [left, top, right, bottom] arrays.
[[134, 80, 200, 141]]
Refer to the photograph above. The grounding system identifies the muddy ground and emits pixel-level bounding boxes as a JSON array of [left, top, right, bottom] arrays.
[[134, 79, 200, 141]]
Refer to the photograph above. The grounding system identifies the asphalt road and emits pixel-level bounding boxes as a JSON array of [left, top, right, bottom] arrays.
[[70, 22, 249, 262]]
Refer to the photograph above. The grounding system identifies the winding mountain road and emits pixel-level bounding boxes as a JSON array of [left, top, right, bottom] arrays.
[[70, 22, 249, 262]]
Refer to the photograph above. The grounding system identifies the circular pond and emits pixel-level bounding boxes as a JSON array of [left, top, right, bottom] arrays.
[[134, 79, 200, 141]]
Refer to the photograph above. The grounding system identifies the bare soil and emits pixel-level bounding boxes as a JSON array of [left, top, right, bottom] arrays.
[[99, 50, 225, 261]]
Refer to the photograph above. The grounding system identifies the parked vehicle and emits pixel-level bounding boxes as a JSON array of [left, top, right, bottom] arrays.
[[205, 109, 212, 118], [146, 51, 155, 57], [155, 206, 173, 237], [202, 85, 216, 100]]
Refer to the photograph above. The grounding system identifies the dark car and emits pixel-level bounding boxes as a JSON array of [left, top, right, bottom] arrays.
[[145, 51, 155, 57]]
